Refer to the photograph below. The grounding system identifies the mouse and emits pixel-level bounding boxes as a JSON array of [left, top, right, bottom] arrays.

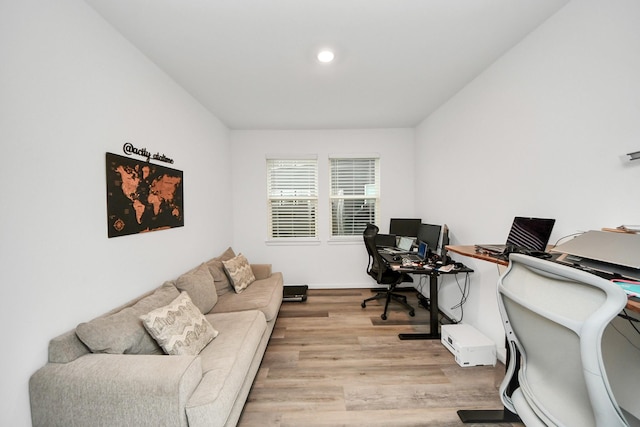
[[393, 255, 401, 261]]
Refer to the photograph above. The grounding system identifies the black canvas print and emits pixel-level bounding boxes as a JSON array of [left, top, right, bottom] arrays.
[[106, 152, 184, 238]]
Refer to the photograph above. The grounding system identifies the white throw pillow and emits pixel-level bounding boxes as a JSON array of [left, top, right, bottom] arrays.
[[140, 292, 218, 356], [222, 253, 256, 293]]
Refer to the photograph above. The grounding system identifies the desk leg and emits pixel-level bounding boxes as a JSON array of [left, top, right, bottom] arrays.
[[399, 273, 441, 340], [457, 339, 521, 424]]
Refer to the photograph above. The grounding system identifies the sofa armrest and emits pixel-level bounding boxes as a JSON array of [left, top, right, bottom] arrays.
[[30, 354, 202, 427], [250, 264, 272, 280]]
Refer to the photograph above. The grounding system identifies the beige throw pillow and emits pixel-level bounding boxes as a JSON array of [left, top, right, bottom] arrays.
[[140, 292, 218, 356], [76, 281, 180, 354], [205, 247, 236, 296], [222, 253, 256, 293], [175, 263, 217, 314]]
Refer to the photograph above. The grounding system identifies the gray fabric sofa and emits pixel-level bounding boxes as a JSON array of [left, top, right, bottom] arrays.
[[29, 248, 283, 427]]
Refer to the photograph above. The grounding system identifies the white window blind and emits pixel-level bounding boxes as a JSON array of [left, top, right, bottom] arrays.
[[267, 158, 318, 238], [330, 157, 379, 237]]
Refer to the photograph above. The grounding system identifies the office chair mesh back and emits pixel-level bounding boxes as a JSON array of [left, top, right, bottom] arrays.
[[363, 223, 383, 281], [361, 223, 415, 320], [497, 254, 629, 427]]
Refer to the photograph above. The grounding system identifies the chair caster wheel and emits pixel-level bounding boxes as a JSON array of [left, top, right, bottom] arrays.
[[361, 302, 366, 308], [381, 314, 387, 320], [409, 310, 415, 317]]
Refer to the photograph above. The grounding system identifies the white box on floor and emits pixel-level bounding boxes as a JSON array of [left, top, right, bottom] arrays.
[[441, 324, 496, 367]]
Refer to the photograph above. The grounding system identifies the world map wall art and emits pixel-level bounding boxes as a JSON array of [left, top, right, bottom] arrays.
[[106, 152, 184, 238]]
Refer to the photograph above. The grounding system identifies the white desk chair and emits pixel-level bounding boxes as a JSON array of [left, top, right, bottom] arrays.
[[497, 253, 632, 427]]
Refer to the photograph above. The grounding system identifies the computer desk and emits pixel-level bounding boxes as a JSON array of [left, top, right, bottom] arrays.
[[446, 244, 640, 424], [446, 245, 640, 313], [380, 252, 473, 340]]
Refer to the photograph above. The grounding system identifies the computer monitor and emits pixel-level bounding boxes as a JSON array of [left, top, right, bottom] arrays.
[[375, 233, 396, 248], [441, 224, 450, 262], [417, 223, 441, 253], [389, 218, 421, 237]]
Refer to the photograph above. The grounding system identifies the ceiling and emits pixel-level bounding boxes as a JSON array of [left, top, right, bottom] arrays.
[[85, 0, 569, 130]]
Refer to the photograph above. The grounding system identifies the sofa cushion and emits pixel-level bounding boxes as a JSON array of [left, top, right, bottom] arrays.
[[141, 292, 218, 356], [250, 263, 272, 281], [205, 247, 236, 296], [75, 281, 180, 354], [175, 263, 218, 314], [185, 310, 267, 426], [222, 254, 256, 293], [210, 272, 283, 322]]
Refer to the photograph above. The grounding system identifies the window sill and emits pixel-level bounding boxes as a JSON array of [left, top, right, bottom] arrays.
[[265, 238, 321, 246], [328, 237, 363, 245]]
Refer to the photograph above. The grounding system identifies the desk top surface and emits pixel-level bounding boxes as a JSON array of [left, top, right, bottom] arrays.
[[446, 245, 640, 314], [380, 251, 472, 274], [447, 245, 509, 266]]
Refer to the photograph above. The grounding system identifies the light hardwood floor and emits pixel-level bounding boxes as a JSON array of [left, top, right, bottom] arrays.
[[238, 288, 522, 427]]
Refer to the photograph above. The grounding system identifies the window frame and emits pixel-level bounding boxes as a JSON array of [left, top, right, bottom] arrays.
[[328, 156, 380, 240], [266, 156, 319, 242]]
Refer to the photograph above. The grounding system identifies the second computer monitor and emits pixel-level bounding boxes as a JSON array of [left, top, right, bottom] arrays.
[[440, 224, 450, 261], [389, 218, 421, 238], [417, 223, 442, 252]]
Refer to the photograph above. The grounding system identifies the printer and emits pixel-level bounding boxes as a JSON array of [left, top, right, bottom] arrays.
[[441, 324, 496, 368], [551, 230, 640, 281]]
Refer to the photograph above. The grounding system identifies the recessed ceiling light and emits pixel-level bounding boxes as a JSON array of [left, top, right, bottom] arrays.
[[317, 49, 335, 63]]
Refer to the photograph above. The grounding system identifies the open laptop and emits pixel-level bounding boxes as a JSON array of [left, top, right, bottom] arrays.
[[397, 236, 414, 251], [402, 241, 428, 263], [476, 217, 556, 256], [380, 235, 415, 255]]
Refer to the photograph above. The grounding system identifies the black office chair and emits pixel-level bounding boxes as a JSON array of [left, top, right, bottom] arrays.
[[361, 223, 415, 320]]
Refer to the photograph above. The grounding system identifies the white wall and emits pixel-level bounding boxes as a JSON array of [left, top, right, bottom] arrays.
[[230, 129, 416, 287], [0, 1, 231, 425], [415, 0, 640, 358], [5, 1, 640, 425]]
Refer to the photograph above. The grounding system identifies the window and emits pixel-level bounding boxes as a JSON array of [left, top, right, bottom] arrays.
[[266, 158, 318, 238], [330, 157, 379, 237]]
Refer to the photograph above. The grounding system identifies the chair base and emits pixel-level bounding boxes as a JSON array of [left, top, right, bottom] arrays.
[[457, 409, 520, 424], [362, 290, 415, 320]]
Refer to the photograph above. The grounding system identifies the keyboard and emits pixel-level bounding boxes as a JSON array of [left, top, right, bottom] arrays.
[[402, 254, 423, 263], [380, 247, 409, 255]]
